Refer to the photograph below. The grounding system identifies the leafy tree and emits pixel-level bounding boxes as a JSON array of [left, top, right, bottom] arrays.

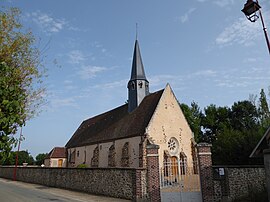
[[35, 153, 48, 165], [182, 98, 264, 165], [0, 150, 34, 165], [201, 105, 231, 143], [230, 100, 259, 131], [0, 7, 45, 161], [180, 101, 203, 142], [258, 89, 270, 131]]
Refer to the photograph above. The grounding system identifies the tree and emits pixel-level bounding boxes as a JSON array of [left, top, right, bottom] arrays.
[[0, 7, 45, 161], [180, 101, 203, 142], [201, 105, 231, 143], [35, 153, 47, 165], [230, 100, 259, 131], [0, 150, 34, 165], [258, 89, 270, 131]]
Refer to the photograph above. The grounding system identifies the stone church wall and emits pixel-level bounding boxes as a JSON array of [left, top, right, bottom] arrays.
[[212, 165, 266, 202], [67, 136, 141, 168], [0, 166, 147, 200], [146, 85, 194, 167]]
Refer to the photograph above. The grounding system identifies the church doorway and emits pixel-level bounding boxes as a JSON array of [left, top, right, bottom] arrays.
[[160, 151, 202, 202]]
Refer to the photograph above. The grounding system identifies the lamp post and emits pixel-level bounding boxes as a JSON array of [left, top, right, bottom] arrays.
[[13, 126, 23, 181], [242, 0, 270, 54]]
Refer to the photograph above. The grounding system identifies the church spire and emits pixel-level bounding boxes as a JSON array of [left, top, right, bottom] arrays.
[[128, 40, 149, 113]]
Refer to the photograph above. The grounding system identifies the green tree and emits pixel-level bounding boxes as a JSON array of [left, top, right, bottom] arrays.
[[35, 153, 47, 165], [0, 150, 34, 165], [258, 89, 270, 131], [0, 7, 45, 161], [180, 101, 203, 142], [230, 100, 259, 131], [201, 105, 231, 143]]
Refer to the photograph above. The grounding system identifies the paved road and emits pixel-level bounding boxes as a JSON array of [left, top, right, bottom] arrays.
[[0, 178, 130, 202]]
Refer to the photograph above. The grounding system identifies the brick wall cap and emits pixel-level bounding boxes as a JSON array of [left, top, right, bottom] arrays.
[[197, 142, 212, 147], [146, 144, 160, 149]]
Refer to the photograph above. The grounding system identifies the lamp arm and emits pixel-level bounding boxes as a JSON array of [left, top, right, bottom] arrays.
[[258, 9, 270, 54]]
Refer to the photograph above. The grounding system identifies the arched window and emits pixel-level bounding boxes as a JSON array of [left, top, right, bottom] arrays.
[[191, 141, 199, 174], [108, 144, 116, 167], [91, 146, 99, 167], [121, 142, 129, 167], [180, 152, 187, 175]]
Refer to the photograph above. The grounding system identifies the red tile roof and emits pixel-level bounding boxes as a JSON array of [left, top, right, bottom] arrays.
[[65, 89, 164, 148], [46, 147, 67, 159]]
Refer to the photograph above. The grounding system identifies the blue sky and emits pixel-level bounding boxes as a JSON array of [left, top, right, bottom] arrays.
[[2, 0, 270, 158]]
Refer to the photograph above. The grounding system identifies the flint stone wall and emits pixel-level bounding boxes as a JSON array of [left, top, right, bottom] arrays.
[[0, 166, 147, 200], [213, 165, 266, 202]]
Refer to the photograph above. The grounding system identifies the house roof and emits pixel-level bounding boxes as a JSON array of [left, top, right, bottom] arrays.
[[65, 89, 164, 148], [46, 147, 67, 159], [250, 127, 270, 158]]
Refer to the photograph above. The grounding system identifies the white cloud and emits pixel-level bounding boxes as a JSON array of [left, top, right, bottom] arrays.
[[50, 97, 78, 109], [78, 65, 107, 80], [214, 0, 235, 7], [216, 16, 261, 47], [68, 50, 87, 64], [196, 0, 235, 7], [193, 70, 217, 77], [92, 79, 127, 89], [26, 11, 77, 34], [178, 8, 196, 23]]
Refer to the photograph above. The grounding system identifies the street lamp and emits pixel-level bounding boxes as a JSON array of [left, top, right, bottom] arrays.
[[242, 0, 270, 54]]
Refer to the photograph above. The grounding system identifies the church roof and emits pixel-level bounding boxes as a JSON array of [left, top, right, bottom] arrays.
[[65, 89, 164, 148], [130, 40, 148, 81]]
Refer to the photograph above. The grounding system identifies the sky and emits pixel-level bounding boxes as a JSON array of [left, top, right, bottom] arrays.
[[2, 0, 270, 158]]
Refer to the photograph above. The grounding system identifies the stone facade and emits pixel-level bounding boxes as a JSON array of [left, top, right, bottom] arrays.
[[0, 142, 161, 201], [0, 166, 146, 200], [213, 165, 266, 202], [146, 85, 195, 169], [67, 136, 141, 168]]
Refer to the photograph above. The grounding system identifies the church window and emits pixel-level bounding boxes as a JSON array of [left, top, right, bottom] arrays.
[[69, 150, 75, 163], [84, 150, 86, 164], [180, 152, 187, 175], [91, 146, 99, 167], [108, 144, 116, 167], [138, 81, 143, 88], [77, 151, 79, 157], [191, 142, 199, 174], [167, 137, 179, 155], [121, 142, 130, 167], [131, 81, 135, 90]]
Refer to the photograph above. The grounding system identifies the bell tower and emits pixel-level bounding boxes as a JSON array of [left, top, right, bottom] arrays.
[[128, 40, 149, 113]]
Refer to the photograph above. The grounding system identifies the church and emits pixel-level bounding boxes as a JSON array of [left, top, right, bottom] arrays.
[[65, 40, 198, 179]]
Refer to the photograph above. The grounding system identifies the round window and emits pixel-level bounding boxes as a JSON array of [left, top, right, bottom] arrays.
[[167, 137, 179, 155]]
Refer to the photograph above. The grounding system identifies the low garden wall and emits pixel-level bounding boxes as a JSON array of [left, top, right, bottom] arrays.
[[0, 166, 147, 200], [213, 165, 266, 202]]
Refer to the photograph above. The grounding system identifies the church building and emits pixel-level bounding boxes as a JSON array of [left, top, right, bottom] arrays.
[[65, 40, 198, 180]]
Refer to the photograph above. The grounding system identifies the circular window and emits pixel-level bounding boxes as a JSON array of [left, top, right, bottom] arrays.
[[167, 137, 179, 155]]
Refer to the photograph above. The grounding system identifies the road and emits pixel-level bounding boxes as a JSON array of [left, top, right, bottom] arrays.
[[0, 178, 130, 202]]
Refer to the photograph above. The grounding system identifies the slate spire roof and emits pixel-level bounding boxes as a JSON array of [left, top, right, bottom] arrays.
[[130, 40, 148, 81]]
